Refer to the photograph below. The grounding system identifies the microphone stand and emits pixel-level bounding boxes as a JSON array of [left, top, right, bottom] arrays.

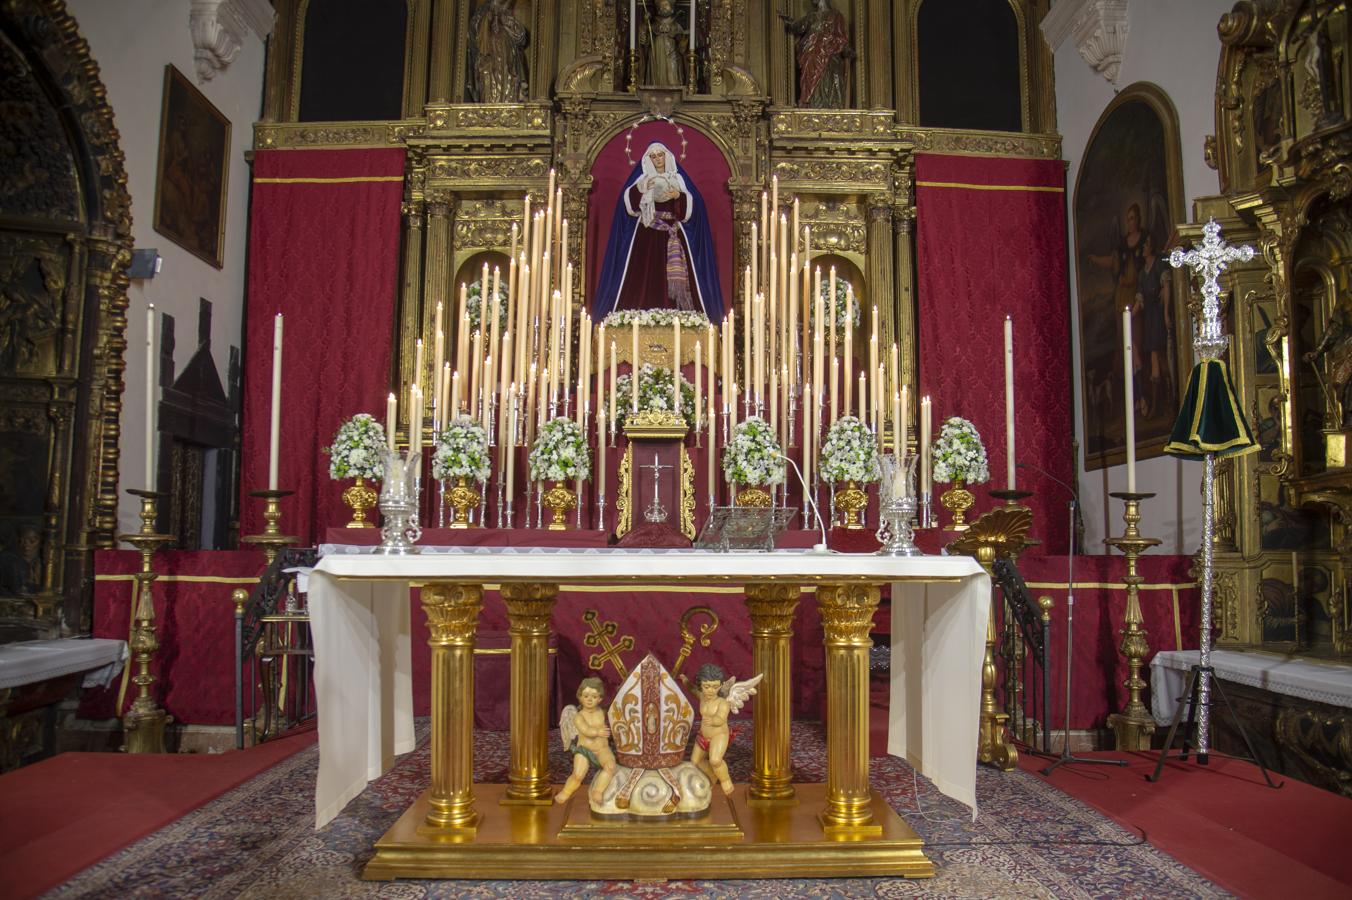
[[1018, 463, 1127, 774]]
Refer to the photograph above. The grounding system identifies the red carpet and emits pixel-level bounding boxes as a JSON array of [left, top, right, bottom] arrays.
[[1023, 749, 1352, 899], [0, 725, 317, 899]]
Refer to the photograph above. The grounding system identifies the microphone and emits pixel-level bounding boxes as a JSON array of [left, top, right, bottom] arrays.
[[1016, 460, 1077, 503], [1016, 460, 1080, 560], [774, 451, 831, 554]]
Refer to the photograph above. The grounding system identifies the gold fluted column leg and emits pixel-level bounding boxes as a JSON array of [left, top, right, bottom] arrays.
[[816, 583, 883, 835], [745, 582, 800, 806], [501, 581, 559, 805], [419, 582, 482, 834]]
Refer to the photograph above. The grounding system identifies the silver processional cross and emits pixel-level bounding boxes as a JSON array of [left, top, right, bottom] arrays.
[[1169, 218, 1255, 359], [642, 452, 673, 523]]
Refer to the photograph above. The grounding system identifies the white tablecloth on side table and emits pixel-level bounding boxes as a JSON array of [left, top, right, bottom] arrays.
[[1151, 648, 1352, 726], [307, 548, 990, 829], [0, 637, 128, 690]]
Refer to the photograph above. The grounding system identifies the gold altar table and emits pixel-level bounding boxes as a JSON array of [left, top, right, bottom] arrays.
[[307, 549, 990, 881]]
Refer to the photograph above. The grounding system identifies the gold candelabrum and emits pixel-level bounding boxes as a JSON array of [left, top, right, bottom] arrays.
[[948, 492, 1034, 772], [1105, 491, 1161, 751], [118, 489, 174, 754], [241, 489, 299, 567]]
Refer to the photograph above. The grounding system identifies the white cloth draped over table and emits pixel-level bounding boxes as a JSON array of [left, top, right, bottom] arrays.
[[1151, 648, 1352, 726], [0, 637, 127, 690], [307, 548, 990, 829]]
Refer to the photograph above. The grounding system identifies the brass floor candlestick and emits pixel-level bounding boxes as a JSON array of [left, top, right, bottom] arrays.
[[1105, 491, 1161, 751], [119, 489, 174, 754], [241, 489, 299, 567]]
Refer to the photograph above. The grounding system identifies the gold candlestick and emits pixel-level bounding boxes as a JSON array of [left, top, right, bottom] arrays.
[[1105, 491, 1161, 751], [241, 489, 299, 567], [118, 489, 174, 754]]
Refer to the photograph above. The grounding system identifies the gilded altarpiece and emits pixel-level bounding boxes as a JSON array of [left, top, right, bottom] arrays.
[[1202, 0, 1352, 660], [0, 1, 134, 639], [255, 1, 1059, 436]]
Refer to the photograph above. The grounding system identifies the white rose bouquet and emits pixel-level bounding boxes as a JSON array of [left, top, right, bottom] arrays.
[[529, 417, 592, 482], [465, 279, 510, 334], [811, 279, 860, 329], [931, 416, 990, 485], [432, 415, 491, 482], [722, 417, 786, 487], [324, 414, 386, 480], [819, 415, 881, 484], [601, 309, 709, 329], [614, 363, 696, 428]]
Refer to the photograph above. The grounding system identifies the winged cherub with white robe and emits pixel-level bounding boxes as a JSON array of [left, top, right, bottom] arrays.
[[690, 663, 763, 795], [556, 676, 618, 804]]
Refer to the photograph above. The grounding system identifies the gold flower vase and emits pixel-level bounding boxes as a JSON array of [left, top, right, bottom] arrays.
[[836, 481, 868, 529], [736, 486, 773, 508], [543, 481, 577, 530], [940, 479, 976, 531], [446, 476, 481, 529], [341, 476, 379, 528]]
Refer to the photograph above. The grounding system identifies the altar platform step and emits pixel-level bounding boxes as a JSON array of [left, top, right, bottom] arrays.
[[362, 782, 934, 881]]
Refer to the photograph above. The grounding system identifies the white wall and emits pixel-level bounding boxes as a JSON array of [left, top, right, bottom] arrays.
[[1055, 0, 1233, 553], [67, 1, 265, 536]]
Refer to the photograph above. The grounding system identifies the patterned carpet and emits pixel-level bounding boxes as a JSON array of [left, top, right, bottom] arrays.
[[48, 723, 1228, 899]]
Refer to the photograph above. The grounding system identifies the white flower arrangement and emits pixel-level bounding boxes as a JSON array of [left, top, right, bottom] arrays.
[[614, 364, 696, 428], [931, 416, 990, 485], [819, 416, 881, 484], [466, 279, 510, 334], [722, 417, 786, 487], [432, 415, 491, 482], [811, 278, 860, 329], [601, 309, 710, 330], [529, 416, 592, 482], [324, 414, 387, 480]]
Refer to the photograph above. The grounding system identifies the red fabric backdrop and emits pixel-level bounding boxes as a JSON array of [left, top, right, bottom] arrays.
[[79, 550, 264, 724], [1017, 554, 1198, 729], [240, 149, 406, 543], [586, 121, 733, 313], [916, 154, 1072, 553]]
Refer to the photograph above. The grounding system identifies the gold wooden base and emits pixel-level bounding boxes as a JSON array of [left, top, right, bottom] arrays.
[[362, 782, 934, 881]]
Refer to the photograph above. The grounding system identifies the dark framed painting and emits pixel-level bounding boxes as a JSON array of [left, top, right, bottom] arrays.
[[1074, 83, 1186, 470], [153, 65, 230, 268]]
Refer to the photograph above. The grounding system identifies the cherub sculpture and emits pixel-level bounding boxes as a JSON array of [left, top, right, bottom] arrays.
[[556, 677, 618, 805], [690, 663, 763, 795]]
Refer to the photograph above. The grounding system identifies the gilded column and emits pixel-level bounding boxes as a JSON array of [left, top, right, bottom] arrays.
[[501, 581, 559, 805], [745, 582, 800, 804], [865, 0, 892, 110], [403, 0, 433, 116], [816, 582, 882, 834], [866, 195, 895, 356], [416, 190, 453, 400], [428, 0, 457, 102], [400, 160, 427, 401], [892, 204, 916, 393], [420, 582, 482, 833]]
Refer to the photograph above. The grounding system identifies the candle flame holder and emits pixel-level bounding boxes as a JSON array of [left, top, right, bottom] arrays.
[[118, 489, 174, 754], [241, 489, 299, 567]]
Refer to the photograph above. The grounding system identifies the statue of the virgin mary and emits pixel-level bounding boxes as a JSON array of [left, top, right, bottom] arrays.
[[592, 142, 724, 321]]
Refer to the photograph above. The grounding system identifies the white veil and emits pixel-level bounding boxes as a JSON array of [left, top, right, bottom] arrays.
[[634, 142, 689, 228]]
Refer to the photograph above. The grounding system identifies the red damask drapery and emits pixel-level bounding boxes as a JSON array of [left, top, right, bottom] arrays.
[[916, 154, 1072, 552], [239, 149, 405, 543]]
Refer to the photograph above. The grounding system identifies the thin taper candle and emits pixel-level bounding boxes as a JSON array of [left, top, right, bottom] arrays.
[[1123, 307, 1137, 492], [268, 312, 283, 490]]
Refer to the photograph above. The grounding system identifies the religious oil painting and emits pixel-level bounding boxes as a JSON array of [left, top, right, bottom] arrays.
[[153, 65, 230, 268], [1074, 84, 1185, 470]]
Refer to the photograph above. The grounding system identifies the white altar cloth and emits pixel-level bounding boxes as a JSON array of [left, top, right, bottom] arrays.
[[307, 548, 990, 828], [1152, 648, 1352, 725], [0, 637, 127, 690]]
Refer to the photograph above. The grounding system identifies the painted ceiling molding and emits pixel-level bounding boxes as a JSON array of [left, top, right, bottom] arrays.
[[189, 0, 275, 82], [1040, 0, 1130, 85]]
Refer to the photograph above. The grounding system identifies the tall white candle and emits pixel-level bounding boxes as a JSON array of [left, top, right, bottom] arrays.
[[268, 313, 283, 490], [673, 320, 682, 414], [610, 340, 618, 425], [631, 320, 640, 412], [1123, 307, 1137, 492], [144, 304, 156, 488], [629, 0, 636, 49], [1004, 315, 1016, 490], [920, 395, 932, 494], [598, 408, 607, 497], [385, 392, 397, 453], [694, 340, 702, 432]]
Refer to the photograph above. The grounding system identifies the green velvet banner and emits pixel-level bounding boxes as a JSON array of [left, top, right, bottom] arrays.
[[1164, 358, 1258, 460]]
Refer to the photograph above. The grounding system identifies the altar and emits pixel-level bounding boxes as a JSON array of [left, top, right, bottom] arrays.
[[307, 547, 989, 881]]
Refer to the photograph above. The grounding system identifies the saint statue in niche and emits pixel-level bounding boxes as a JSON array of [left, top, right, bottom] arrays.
[[782, 0, 853, 109], [467, 0, 528, 103], [640, 0, 686, 87], [594, 142, 723, 319]]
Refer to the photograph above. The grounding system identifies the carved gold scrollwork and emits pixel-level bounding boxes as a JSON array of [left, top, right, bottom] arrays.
[[421, 583, 483, 646]]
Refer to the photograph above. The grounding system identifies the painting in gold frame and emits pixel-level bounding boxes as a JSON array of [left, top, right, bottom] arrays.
[[1073, 83, 1186, 471], [153, 65, 230, 268]]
